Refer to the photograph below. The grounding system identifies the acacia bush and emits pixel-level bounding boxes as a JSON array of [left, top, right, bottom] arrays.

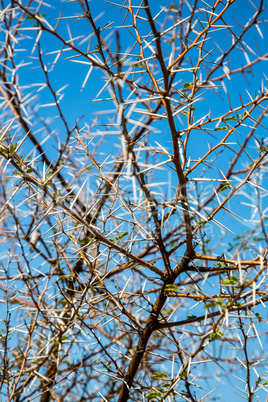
[[1, 1, 268, 401]]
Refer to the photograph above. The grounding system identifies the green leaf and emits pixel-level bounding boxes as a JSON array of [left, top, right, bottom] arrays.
[[209, 328, 224, 342], [259, 145, 268, 153], [180, 370, 189, 379], [130, 58, 146, 69], [215, 262, 225, 267], [233, 302, 242, 306], [109, 231, 129, 243], [183, 78, 198, 88], [253, 237, 265, 242], [151, 373, 169, 379], [145, 391, 162, 400], [0, 147, 9, 154], [26, 13, 46, 21], [94, 41, 104, 51], [79, 237, 94, 244], [84, 167, 92, 172], [46, 171, 53, 179], [224, 116, 237, 121], [118, 231, 129, 239], [57, 299, 68, 305], [255, 376, 262, 386], [195, 220, 205, 226], [215, 127, 228, 131], [9, 142, 17, 155], [1, 143, 18, 156], [165, 284, 179, 291], [26, 167, 34, 173], [234, 234, 244, 240], [161, 383, 170, 388], [57, 275, 72, 281], [222, 275, 239, 286], [187, 315, 197, 320], [220, 181, 232, 191], [254, 312, 262, 322], [204, 297, 226, 309], [181, 106, 196, 115], [53, 189, 61, 198]]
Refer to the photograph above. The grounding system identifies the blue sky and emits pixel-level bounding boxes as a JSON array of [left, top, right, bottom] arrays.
[[2, 0, 268, 401]]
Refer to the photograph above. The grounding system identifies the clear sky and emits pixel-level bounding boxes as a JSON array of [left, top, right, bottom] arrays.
[[2, 0, 268, 400]]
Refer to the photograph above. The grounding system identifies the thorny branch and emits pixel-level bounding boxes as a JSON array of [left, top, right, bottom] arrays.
[[0, 1, 268, 401]]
